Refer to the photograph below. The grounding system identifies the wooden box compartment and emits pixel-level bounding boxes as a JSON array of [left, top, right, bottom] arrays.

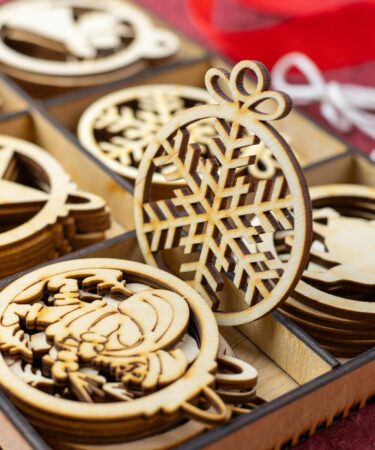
[[0, 103, 134, 282], [0, 222, 374, 450], [0, 34, 373, 450], [3, 0, 208, 100], [0, 76, 28, 117], [0, 229, 343, 450], [42, 56, 351, 174], [0, 151, 374, 450], [305, 151, 375, 187]]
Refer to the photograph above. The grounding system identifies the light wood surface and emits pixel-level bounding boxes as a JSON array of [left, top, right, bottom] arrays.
[[0, 409, 35, 450], [238, 314, 333, 385], [0, 134, 111, 277], [280, 183, 375, 357], [0, 258, 229, 443], [78, 84, 215, 182], [134, 59, 312, 325], [0, 0, 180, 87]]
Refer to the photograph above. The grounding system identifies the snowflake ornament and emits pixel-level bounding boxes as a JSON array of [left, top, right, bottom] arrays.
[[78, 85, 216, 182], [134, 60, 312, 325]]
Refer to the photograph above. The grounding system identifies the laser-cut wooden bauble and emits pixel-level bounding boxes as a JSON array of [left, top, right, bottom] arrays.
[[78, 85, 215, 183], [283, 184, 375, 319], [0, 258, 232, 443], [0, 135, 110, 277], [278, 184, 375, 357], [134, 60, 312, 326], [0, 0, 179, 87], [46, 335, 258, 450]]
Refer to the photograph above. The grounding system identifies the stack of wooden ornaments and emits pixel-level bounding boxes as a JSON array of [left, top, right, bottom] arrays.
[[0, 259, 259, 447], [0, 0, 180, 89], [279, 184, 375, 357], [0, 60, 308, 448], [0, 135, 111, 278], [0, 54, 374, 449]]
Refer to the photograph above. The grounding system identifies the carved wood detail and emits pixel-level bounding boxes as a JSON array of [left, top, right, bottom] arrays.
[[0, 0, 179, 86], [134, 60, 312, 326], [0, 259, 234, 443], [78, 85, 215, 183], [0, 135, 110, 277], [279, 184, 375, 357]]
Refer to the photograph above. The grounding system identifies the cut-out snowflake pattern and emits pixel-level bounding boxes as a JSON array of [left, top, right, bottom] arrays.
[[79, 85, 216, 181], [135, 60, 312, 325], [142, 120, 294, 309]]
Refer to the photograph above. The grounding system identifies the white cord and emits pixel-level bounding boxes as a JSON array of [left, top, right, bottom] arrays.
[[272, 52, 375, 140]]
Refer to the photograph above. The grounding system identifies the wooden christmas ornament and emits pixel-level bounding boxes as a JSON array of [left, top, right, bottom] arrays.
[[0, 258, 231, 443], [134, 60, 312, 326], [0, 135, 111, 277], [279, 184, 375, 357], [78, 85, 215, 183], [78, 84, 293, 185], [0, 0, 180, 87], [44, 334, 259, 449]]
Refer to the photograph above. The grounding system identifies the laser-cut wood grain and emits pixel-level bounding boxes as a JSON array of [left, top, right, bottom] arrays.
[[248, 133, 292, 180], [0, 0, 180, 87], [134, 60, 312, 326], [78, 84, 215, 183], [279, 184, 375, 357], [0, 258, 232, 444], [46, 331, 260, 449], [0, 135, 110, 277]]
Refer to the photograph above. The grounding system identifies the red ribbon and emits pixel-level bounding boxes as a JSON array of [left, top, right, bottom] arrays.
[[188, 0, 375, 69], [233, 0, 361, 16]]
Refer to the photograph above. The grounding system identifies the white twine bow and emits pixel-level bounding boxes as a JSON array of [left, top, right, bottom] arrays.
[[272, 52, 375, 140]]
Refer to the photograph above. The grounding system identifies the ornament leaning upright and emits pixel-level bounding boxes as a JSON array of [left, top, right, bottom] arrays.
[[134, 60, 312, 326]]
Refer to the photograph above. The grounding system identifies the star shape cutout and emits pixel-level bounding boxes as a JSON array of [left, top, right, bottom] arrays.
[[0, 148, 50, 225]]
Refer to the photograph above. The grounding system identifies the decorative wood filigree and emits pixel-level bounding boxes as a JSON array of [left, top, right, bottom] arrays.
[[0, 0, 179, 86], [0, 259, 231, 443], [0, 135, 110, 277], [279, 184, 375, 357], [78, 85, 215, 182], [134, 60, 312, 326], [248, 133, 292, 180]]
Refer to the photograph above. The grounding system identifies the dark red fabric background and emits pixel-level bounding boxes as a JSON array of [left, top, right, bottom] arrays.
[[136, 1, 375, 448]]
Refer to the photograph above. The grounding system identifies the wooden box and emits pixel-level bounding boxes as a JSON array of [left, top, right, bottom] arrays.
[[0, 5, 374, 450]]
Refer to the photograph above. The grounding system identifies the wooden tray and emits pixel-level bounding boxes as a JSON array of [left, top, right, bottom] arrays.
[[0, 94, 135, 248], [0, 230, 338, 449], [1, 225, 374, 450], [0, 3, 374, 449]]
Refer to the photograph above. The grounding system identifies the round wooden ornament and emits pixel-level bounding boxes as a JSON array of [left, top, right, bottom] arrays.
[[134, 60, 312, 326], [284, 184, 375, 319], [77, 84, 215, 183], [0, 0, 179, 87], [47, 337, 258, 449], [277, 184, 375, 357], [0, 258, 231, 443]]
